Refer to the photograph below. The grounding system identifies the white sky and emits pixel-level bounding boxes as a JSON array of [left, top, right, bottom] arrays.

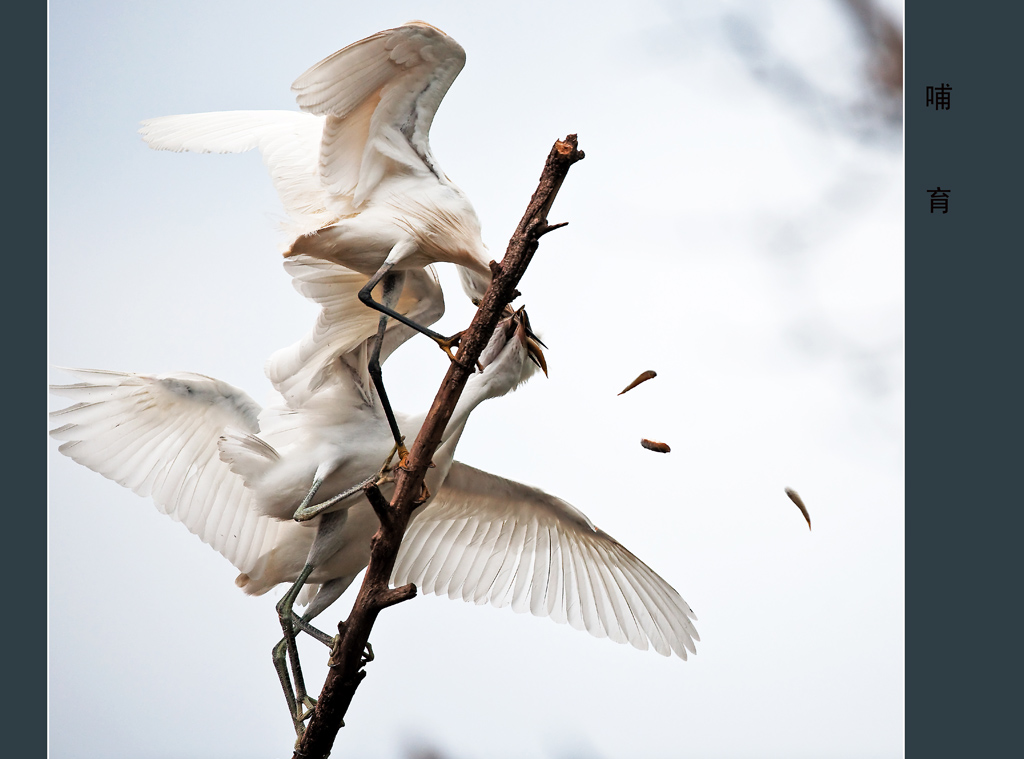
[[48, 2, 904, 757]]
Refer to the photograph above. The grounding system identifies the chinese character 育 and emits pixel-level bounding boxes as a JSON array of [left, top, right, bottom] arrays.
[[928, 187, 950, 214]]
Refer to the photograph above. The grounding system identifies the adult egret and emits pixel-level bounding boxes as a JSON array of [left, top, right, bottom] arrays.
[[51, 327, 700, 728], [51, 252, 452, 728], [260, 255, 540, 520], [139, 22, 504, 457], [50, 261, 700, 728], [50, 305, 544, 733]]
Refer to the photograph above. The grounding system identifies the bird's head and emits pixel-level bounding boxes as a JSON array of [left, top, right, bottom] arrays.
[[512, 305, 547, 378], [470, 308, 547, 399]]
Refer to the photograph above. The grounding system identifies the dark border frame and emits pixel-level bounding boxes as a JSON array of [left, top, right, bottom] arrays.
[[907, 3, 1021, 757]]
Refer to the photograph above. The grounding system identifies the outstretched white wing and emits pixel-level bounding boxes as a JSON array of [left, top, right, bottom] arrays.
[[140, 23, 466, 228], [49, 368, 279, 574], [393, 462, 700, 659], [139, 110, 334, 235], [264, 255, 444, 407], [291, 21, 467, 207]]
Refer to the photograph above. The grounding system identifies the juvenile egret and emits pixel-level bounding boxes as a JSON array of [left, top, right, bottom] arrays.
[[140, 22, 502, 454]]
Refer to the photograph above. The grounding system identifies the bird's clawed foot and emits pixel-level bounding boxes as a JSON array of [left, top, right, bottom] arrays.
[[431, 331, 484, 370], [301, 692, 317, 713], [327, 633, 344, 667], [326, 633, 374, 670], [412, 480, 432, 506], [433, 331, 464, 363], [372, 442, 431, 503], [376, 439, 409, 481]]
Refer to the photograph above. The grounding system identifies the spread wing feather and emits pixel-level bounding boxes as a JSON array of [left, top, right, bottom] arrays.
[[264, 255, 444, 408], [49, 369, 278, 573], [393, 462, 699, 659], [139, 110, 333, 235], [291, 22, 466, 206], [141, 24, 467, 231]]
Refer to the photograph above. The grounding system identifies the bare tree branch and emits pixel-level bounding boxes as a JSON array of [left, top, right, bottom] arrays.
[[839, 0, 903, 99], [292, 135, 585, 759]]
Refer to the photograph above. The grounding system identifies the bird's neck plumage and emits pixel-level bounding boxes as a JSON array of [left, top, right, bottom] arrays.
[[383, 187, 491, 278], [399, 373, 496, 452], [458, 265, 492, 302]]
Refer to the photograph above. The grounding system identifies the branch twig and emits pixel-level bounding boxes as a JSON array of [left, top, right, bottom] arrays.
[[292, 135, 584, 759]]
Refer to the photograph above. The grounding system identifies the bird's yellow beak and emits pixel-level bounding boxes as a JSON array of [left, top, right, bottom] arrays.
[[510, 308, 548, 377], [526, 335, 548, 377]]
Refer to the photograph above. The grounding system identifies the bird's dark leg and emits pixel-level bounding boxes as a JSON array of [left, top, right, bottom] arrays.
[[291, 616, 336, 646], [271, 639, 302, 735], [292, 270, 406, 523], [272, 606, 337, 733], [292, 474, 377, 522], [273, 562, 352, 731], [358, 261, 466, 362], [273, 572, 358, 734], [274, 563, 316, 736], [293, 449, 422, 521], [369, 272, 408, 456], [294, 477, 324, 521]]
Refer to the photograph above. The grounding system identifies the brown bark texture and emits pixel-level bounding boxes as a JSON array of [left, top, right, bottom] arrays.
[[292, 135, 584, 759]]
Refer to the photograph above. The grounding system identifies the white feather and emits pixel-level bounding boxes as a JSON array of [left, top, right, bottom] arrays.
[[394, 462, 700, 659], [49, 369, 278, 575]]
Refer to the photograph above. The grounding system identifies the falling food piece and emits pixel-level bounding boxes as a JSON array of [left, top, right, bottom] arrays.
[[641, 438, 671, 453], [618, 370, 657, 396], [785, 487, 811, 531]]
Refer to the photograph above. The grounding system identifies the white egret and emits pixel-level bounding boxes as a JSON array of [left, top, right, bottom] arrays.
[[51, 303, 543, 733], [50, 261, 700, 731], [51, 253, 453, 728], [52, 344, 699, 734], [259, 253, 542, 521], [139, 22, 505, 458]]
